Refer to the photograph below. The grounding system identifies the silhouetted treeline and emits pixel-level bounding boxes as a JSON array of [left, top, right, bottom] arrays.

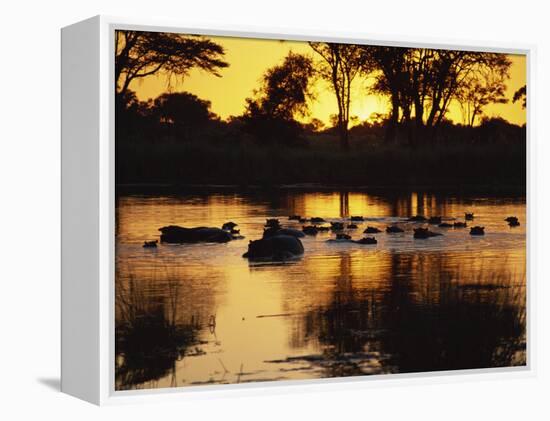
[[115, 32, 525, 191], [116, 89, 525, 191]]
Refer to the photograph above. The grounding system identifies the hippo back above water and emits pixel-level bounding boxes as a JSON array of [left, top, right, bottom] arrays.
[[263, 227, 305, 239], [243, 235, 304, 261], [159, 225, 233, 243]]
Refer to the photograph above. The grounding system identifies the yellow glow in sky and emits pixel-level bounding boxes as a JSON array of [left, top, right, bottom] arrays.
[[130, 35, 527, 127]]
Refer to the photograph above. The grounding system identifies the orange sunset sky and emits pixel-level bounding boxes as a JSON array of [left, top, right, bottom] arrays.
[[129, 35, 527, 127]]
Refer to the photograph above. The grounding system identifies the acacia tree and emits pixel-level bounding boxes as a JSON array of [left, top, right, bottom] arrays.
[[309, 42, 370, 150], [422, 52, 509, 130], [115, 30, 228, 99], [368, 47, 512, 145]]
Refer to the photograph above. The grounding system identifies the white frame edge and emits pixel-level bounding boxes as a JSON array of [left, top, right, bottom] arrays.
[[61, 15, 101, 405], [61, 14, 536, 406]]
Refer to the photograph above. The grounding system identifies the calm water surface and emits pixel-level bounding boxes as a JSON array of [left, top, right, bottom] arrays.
[[115, 190, 526, 390]]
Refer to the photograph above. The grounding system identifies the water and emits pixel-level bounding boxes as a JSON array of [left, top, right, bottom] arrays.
[[115, 190, 526, 390]]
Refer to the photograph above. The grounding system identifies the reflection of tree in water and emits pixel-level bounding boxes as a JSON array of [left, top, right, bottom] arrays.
[[303, 253, 371, 354], [379, 255, 526, 372], [289, 252, 525, 377], [339, 191, 349, 218], [385, 289, 524, 372], [115, 276, 204, 390]]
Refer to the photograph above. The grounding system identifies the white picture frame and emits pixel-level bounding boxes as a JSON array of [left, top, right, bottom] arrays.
[[61, 15, 535, 405]]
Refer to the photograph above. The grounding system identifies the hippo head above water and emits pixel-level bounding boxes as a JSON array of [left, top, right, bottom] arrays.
[[222, 221, 238, 231]]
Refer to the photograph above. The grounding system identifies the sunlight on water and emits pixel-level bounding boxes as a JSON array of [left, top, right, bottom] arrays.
[[115, 190, 526, 390]]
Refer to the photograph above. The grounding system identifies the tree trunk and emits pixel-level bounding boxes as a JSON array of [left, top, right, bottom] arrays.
[[410, 120, 426, 148], [339, 122, 350, 151]]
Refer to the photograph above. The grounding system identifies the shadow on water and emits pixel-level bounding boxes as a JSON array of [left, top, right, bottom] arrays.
[[115, 277, 201, 390]]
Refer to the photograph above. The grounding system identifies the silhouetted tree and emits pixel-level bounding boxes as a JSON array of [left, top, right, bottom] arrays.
[[243, 52, 315, 145], [307, 118, 325, 132], [152, 92, 217, 141], [115, 90, 155, 139], [457, 67, 509, 127], [513, 85, 527, 109], [365, 46, 410, 142], [115, 30, 228, 100], [309, 43, 372, 150], [248, 52, 315, 119], [367, 48, 512, 145]]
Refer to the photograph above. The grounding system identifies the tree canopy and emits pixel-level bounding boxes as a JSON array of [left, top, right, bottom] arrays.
[[243, 52, 316, 145], [513, 85, 527, 109], [115, 30, 228, 98], [246, 52, 315, 120], [366, 47, 512, 144], [457, 67, 509, 127], [152, 92, 216, 139]]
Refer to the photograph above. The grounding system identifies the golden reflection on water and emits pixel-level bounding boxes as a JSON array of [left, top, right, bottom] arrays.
[[115, 191, 526, 390]]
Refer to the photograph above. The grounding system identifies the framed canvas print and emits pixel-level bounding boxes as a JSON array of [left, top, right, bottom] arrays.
[[61, 16, 532, 405]]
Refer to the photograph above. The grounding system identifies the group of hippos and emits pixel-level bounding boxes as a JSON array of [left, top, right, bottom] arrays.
[[141, 213, 521, 261]]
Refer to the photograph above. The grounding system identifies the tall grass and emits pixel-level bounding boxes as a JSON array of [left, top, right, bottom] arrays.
[[115, 277, 199, 389]]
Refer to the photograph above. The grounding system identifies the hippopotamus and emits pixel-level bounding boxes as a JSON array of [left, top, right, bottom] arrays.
[[330, 221, 345, 231], [327, 233, 353, 243], [243, 235, 304, 260], [364, 226, 382, 234], [327, 234, 378, 245], [428, 216, 442, 224], [356, 236, 377, 244], [302, 225, 319, 235], [505, 216, 520, 227], [219, 221, 243, 237], [350, 216, 364, 221], [263, 227, 305, 238], [470, 226, 485, 236], [336, 233, 352, 240], [465, 213, 475, 220], [386, 225, 404, 233], [453, 221, 467, 228], [265, 218, 281, 229], [413, 227, 443, 239], [408, 215, 427, 222], [438, 222, 453, 228], [159, 225, 233, 243], [222, 221, 238, 231]]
